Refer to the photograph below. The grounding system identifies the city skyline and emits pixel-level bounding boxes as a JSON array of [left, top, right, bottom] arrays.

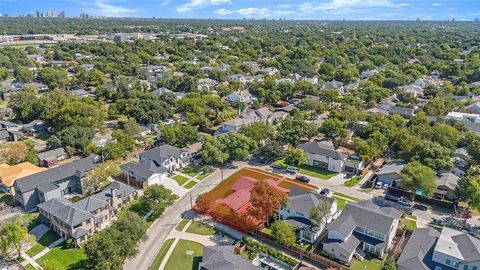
[[1, 0, 479, 21]]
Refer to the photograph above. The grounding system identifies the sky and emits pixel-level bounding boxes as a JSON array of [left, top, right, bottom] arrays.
[[0, 0, 479, 21]]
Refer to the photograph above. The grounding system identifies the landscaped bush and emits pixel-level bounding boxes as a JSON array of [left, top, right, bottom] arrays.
[[243, 237, 297, 266], [319, 249, 336, 260]]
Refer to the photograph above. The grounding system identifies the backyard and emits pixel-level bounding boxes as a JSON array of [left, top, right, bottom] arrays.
[[350, 258, 383, 270], [274, 159, 338, 180]]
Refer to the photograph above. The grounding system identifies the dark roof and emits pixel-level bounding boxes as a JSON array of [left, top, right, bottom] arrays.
[[38, 197, 93, 227], [73, 196, 108, 213], [0, 120, 21, 128], [288, 187, 334, 214], [92, 181, 137, 201], [120, 160, 167, 181], [299, 141, 346, 160], [436, 172, 460, 191], [37, 147, 67, 161], [15, 155, 97, 193], [328, 201, 401, 237], [139, 144, 187, 165], [200, 246, 257, 270]]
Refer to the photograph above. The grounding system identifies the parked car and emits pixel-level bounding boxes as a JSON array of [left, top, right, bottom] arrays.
[[382, 183, 390, 190], [398, 197, 412, 207], [270, 164, 282, 170], [286, 167, 297, 174], [413, 203, 428, 211], [296, 175, 311, 183], [385, 194, 398, 202], [320, 188, 330, 195], [376, 181, 383, 189]]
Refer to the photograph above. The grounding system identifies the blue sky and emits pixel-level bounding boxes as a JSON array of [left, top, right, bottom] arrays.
[[1, 0, 479, 20]]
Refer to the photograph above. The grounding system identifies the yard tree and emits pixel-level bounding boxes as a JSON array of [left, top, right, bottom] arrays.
[[83, 161, 120, 193], [257, 139, 284, 163], [14, 67, 34, 83], [0, 220, 32, 258], [201, 137, 229, 165], [240, 122, 274, 142], [218, 132, 257, 161], [8, 88, 44, 122], [46, 135, 62, 149], [57, 126, 95, 151], [103, 141, 128, 161], [319, 117, 348, 144], [122, 118, 141, 137], [284, 148, 308, 167], [400, 161, 437, 200], [271, 221, 296, 247], [195, 192, 217, 214], [455, 174, 480, 209], [0, 67, 9, 81], [248, 181, 287, 225], [408, 141, 452, 171], [112, 211, 148, 243], [430, 124, 461, 150], [112, 130, 136, 152], [140, 185, 179, 219], [159, 124, 199, 148], [277, 116, 317, 147], [310, 200, 335, 228], [353, 137, 382, 161], [49, 100, 107, 131], [37, 67, 69, 89]]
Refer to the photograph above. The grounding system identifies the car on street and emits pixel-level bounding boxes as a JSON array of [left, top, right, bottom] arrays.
[[413, 203, 428, 211], [296, 175, 311, 183], [320, 188, 330, 195], [286, 167, 297, 174], [384, 194, 398, 202], [382, 183, 390, 190], [270, 164, 282, 170], [398, 197, 412, 207]]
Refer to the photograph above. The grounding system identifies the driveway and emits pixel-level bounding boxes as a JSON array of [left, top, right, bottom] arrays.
[[29, 224, 49, 240]]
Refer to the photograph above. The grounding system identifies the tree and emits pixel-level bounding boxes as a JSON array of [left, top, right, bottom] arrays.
[[49, 100, 107, 131], [103, 141, 127, 161], [400, 161, 436, 200], [47, 135, 62, 149], [8, 88, 44, 122], [57, 126, 95, 151], [0, 142, 28, 165], [382, 256, 397, 270], [112, 130, 136, 151], [160, 124, 199, 148], [0, 220, 32, 258], [248, 181, 287, 225], [0, 67, 9, 81], [122, 118, 141, 137], [271, 221, 296, 246], [430, 124, 461, 150], [14, 67, 34, 83], [408, 141, 452, 171], [320, 118, 348, 144], [277, 116, 317, 147], [240, 122, 274, 142], [310, 200, 335, 229], [201, 137, 229, 165], [112, 211, 148, 243], [455, 174, 480, 209], [83, 161, 120, 193], [140, 185, 179, 220], [37, 67, 68, 89], [284, 148, 308, 167], [218, 132, 257, 161], [257, 139, 284, 163]]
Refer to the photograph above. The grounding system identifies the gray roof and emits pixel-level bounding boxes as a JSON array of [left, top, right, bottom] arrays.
[[38, 197, 93, 227], [328, 201, 401, 237], [223, 117, 255, 128], [37, 147, 67, 161], [287, 187, 334, 214], [37, 197, 71, 213], [299, 141, 346, 160], [73, 196, 108, 213], [139, 144, 187, 165], [22, 119, 46, 131], [0, 120, 21, 129], [72, 227, 88, 239], [15, 155, 97, 193], [377, 161, 405, 176], [120, 160, 168, 181], [388, 106, 415, 118], [93, 181, 137, 201], [320, 80, 343, 90], [199, 246, 257, 270], [71, 89, 90, 97], [436, 172, 460, 191]]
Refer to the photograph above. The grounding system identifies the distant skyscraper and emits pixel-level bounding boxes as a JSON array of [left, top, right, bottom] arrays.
[[36, 11, 40, 18], [59, 11, 65, 18]]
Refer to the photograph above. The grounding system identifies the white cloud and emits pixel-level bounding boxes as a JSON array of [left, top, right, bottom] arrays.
[[299, 0, 397, 15], [237, 7, 270, 17], [277, 4, 292, 8], [432, 3, 443, 6], [177, 0, 232, 12], [85, 0, 139, 17], [215, 8, 234, 15]]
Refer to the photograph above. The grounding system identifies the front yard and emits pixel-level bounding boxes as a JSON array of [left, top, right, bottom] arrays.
[[26, 231, 60, 257], [37, 242, 87, 270], [163, 239, 203, 270], [332, 192, 360, 210], [344, 176, 361, 187], [173, 175, 190, 186], [186, 221, 216, 235], [274, 159, 338, 180]]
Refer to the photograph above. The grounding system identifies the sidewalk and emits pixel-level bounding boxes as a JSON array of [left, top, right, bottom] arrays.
[[21, 252, 43, 270], [32, 237, 65, 260]]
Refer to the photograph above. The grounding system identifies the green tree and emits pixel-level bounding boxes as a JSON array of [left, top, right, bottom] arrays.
[[140, 185, 179, 220], [284, 148, 308, 167], [0, 67, 9, 81], [49, 100, 107, 130], [159, 124, 199, 148], [112, 211, 148, 243], [201, 136, 229, 165], [400, 161, 436, 200], [277, 116, 317, 147], [430, 124, 461, 150], [83, 161, 120, 193], [14, 67, 34, 83], [37, 67, 68, 89], [455, 174, 480, 209], [240, 122, 274, 142], [57, 126, 95, 151], [310, 200, 335, 229], [382, 256, 397, 270], [257, 139, 285, 163], [319, 118, 348, 144], [271, 221, 297, 246], [0, 221, 32, 258]]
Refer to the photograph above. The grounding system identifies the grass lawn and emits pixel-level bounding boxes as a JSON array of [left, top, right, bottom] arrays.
[[164, 239, 203, 270], [350, 258, 383, 270], [25, 213, 40, 231], [333, 192, 361, 202], [184, 181, 197, 189], [274, 159, 338, 180], [26, 231, 60, 257], [186, 221, 216, 235], [176, 219, 189, 231], [196, 170, 214, 180], [149, 238, 175, 270], [344, 176, 361, 187], [37, 242, 87, 270], [25, 264, 36, 270], [399, 218, 417, 231], [173, 175, 190, 186], [180, 165, 204, 177], [332, 193, 360, 210]]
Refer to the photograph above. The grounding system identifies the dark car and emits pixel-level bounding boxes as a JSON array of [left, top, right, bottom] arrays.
[[402, 208, 413, 216], [296, 175, 311, 183], [320, 188, 330, 195], [270, 164, 282, 170], [413, 203, 428, 211], [384, 194, 398, 202]]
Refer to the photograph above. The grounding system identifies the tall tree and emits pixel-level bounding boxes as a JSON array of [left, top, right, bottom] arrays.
[[455, 174, 480, 209], [0, 221, 32, 258], [271, 221, 296, 246], [257, 139, 284, 163], [248, 181, 287, 225], [284, 148, 308, 167], [310, 200, 335, 229], [83, 161, 120, 193], [400, 161, 436, 200]]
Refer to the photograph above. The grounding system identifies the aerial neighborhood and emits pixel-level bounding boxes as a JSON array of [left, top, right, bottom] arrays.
[[1, 9, 480, 270]]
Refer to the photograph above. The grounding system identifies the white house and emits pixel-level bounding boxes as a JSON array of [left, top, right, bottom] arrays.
[[278, 188, 339, 244], [119, 160, 168, 187], [225, 90, 254, 103], [295, 72, 319, 85], [220, 117, 256, 132], [228, 74, 247, 83], [139, 144, 189, 172]]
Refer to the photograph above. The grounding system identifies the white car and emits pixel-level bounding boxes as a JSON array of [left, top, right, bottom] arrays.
[[376, 181, 383, 189], [382, 183, 390, 190]]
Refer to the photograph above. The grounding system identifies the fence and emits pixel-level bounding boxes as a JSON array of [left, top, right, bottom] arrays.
[[387, 187, 455, 210], [252, 230, 350, 270]]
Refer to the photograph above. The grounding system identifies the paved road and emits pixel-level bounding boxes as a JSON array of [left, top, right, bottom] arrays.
[[123, 161, 246, 270]]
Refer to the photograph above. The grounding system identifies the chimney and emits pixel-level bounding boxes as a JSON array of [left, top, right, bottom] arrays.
[[110, 187, 116, 207]]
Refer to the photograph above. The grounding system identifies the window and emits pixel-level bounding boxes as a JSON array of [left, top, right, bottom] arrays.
[[435, 267, 442, 270], [446, 259, 459, 268], [464, 266, 478, 270]]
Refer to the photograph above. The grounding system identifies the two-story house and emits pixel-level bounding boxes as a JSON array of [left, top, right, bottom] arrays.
[[139, 144, 189, 172], [38, 181, 137, 246], [278, 188, 339, 243], [299, 140, 364, 174], [322, 201, 401, 263], [397, 227, 480, 270], [14, 155, 99, 211], [120, 160, 169, 188]]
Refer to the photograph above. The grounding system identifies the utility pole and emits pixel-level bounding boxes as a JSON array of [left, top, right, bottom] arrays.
[[189, 193, 194, 221]]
